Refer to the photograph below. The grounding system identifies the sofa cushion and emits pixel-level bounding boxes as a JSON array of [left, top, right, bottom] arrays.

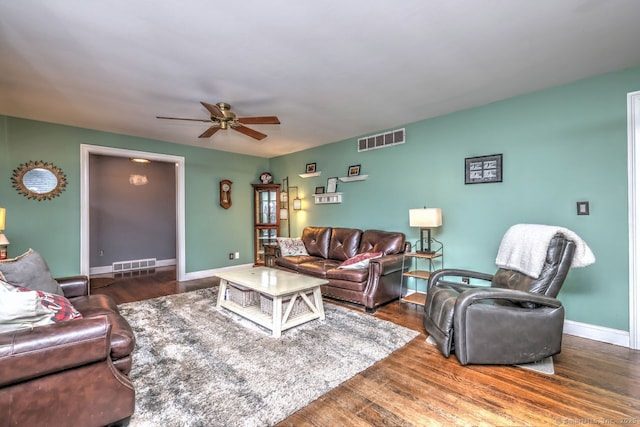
[[275, 255, 323, 271], [328, 228, 362, 261], [276, 237, 309, 256], [0, 249, 64, 295], [301, 227, 332, 258], [326, 267, 369, 283], [297, 260, 341, 278], [338, 251, 382, 269], [359, 230, 405, 255]]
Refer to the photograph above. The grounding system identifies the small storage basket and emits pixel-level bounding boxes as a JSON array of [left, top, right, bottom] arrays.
[[260, 292, 314, 317], [227, 283, 259, 307]]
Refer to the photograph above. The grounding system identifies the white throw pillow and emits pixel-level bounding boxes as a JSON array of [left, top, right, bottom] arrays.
[[0, 280, 55, 333], [276, 237, 309, 257]]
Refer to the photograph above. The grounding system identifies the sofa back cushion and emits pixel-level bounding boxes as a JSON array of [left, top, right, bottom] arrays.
[[328, 228, 362, 261], [359, 230, 406, 255], [301, 227, 332, 258]]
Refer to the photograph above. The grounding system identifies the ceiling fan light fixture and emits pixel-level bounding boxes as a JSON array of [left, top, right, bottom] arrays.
[[220, 121, 228, 130]]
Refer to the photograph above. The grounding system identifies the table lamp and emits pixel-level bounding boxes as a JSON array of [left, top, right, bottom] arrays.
[[409, 207, 442, 254], [0, 208, 9, 259]]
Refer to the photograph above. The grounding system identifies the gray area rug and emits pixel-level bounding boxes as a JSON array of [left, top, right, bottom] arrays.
[[118, 287, 419, 427]]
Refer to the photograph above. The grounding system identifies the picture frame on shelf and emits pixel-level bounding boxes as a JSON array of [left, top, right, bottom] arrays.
[[315, 186, 325, 194], [327, 177, 338, 193], [305, 163, 317, 174], [348, 164, 361, 177], [465, 154, 503, 184]]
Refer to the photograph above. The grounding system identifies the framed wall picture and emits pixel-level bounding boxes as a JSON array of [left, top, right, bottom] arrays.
[[315, 186, 325, 194], [327, 177, 338, 193], [465, 154, 503, 184], [348, 164, 361, 177], [305, 163, 317, 174]]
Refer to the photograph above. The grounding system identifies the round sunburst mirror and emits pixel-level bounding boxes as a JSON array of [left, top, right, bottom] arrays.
[[11, 160, 67, 201]]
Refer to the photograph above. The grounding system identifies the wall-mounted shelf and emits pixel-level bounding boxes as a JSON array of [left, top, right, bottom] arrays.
[[299, 171, 322, 178], [313, 192, 342, 204], [338, 174, 368, 182]]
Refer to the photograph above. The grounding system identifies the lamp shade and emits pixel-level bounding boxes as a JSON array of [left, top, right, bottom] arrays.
[[0, 233, 8, 246], [280, 207, 288, 220], [0, 208, 5, 231], [409, 208, 442, 228], [293, 198, 302, 210]]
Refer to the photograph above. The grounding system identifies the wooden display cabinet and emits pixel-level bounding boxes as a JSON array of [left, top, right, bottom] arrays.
[[252, 183, 280, 265]]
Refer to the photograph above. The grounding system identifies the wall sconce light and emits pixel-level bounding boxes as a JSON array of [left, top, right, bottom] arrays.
[[0, 208, 10, 259], [409, 207, 442, 254]]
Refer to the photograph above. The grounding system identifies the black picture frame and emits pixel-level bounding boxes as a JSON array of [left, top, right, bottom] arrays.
[[305, 163, 316, 174], [577, 201, 590, 215], [315, 186, 325, 194], [348, 164, 361, 177], [327, 177, 338, 193], [465, 154, 503, 184]]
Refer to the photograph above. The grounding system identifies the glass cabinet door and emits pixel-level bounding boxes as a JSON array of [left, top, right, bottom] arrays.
[[254, 228, 277, 265], [252, 183, 280, 265]]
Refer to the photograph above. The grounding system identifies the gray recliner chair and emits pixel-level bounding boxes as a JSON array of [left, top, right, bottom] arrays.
[[423, 232, 577, 365]]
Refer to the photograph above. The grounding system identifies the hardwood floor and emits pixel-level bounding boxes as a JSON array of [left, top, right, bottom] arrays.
[[93, 267, 640, 426]]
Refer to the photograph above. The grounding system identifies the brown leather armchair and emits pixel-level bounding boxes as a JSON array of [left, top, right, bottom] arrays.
[[423, 233, 577, 365], [0, 276, 135, 426]]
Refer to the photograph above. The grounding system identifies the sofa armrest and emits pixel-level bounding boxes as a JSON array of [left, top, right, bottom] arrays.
[[369, 253, 405, 276], [0, 316, 111, 387], [57, 275, 89, 298]]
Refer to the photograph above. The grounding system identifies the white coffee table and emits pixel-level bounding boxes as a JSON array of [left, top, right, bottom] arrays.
[[216, 267, 327, 337]]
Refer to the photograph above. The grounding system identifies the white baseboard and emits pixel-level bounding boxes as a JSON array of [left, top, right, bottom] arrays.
[[564, 319, 629, 348], [89, 258, 176, 275], [182, 263, 254, 281]]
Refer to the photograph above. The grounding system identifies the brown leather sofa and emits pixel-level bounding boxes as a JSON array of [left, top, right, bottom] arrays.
[[0, 276, 135, 427], [275, 226, 409, 312]]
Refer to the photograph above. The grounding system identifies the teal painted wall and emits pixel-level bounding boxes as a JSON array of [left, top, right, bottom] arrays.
[[271, 66, 640, 331], [0, 117, 268, 275], [1, 66, 637, 331]]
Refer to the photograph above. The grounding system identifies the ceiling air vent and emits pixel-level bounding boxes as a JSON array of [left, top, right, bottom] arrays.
[[357, 128, 405, 152]]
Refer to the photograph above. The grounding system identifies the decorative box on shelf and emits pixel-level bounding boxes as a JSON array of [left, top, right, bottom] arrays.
[[313, 192, 343, 204]]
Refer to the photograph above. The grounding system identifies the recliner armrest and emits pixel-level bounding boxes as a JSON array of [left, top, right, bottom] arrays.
[[455, 287, 563, 310], [0, 316, 111, 387], [57, 275, 90, 298]]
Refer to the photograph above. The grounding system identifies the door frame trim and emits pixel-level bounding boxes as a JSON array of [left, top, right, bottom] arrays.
[[80, 144, 186, 281], [628, 90, 640, 350]]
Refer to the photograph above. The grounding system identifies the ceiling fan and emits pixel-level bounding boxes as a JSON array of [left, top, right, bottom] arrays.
[[156, 102, 280, 140]]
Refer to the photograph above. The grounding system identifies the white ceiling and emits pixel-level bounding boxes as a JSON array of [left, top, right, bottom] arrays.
[[1, 1, 639, 158]]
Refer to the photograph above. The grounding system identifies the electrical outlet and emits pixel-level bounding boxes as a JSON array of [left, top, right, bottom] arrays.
[[228, 253, 234, 260], [234, 252, 240, 259], [462, 277, 470, 284]]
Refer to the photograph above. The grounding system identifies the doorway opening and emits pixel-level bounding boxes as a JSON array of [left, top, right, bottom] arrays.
[[80, 145, 186, 281]]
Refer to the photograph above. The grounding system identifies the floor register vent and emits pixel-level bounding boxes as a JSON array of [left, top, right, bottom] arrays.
[[112, 258, 157, 272], [357, 128, 405, 152]]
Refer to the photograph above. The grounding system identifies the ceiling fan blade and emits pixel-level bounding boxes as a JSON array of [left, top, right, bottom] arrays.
[[233, 124, 267, 140], [199, 126, 220, 138], [201, 102, 224, 118], [156, 116, 212, 123], [237, 116, 280, 125]]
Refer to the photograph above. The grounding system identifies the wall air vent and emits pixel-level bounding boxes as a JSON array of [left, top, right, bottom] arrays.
[[357, 128, 405, 152], [112, 258, 156, 273]]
